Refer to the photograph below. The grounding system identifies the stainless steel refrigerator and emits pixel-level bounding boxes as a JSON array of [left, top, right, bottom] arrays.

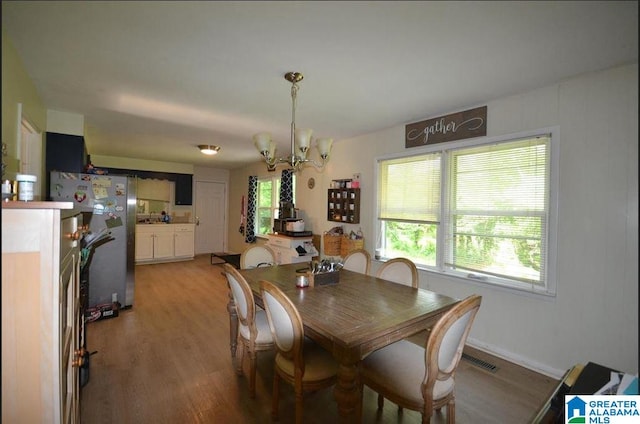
[[50, 172, 136, 307]]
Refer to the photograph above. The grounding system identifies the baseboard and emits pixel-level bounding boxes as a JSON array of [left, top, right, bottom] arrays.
[[466, 337, 566, 379]]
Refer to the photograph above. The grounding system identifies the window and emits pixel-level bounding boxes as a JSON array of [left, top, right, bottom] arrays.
[[255, 175, 296, 237], [376, 129, 557, 295]]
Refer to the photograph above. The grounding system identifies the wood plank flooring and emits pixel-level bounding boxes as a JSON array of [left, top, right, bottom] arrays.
[[80, 254, 558, 423]]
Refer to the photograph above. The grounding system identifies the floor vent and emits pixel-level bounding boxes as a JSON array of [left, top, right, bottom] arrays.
[[462, 353, 498, 373]]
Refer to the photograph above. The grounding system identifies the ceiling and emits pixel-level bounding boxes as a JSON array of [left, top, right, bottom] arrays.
[[3, 1, 637, 170]]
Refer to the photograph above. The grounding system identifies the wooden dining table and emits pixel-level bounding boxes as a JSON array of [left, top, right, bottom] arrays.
[[228, 263, 460, 423]]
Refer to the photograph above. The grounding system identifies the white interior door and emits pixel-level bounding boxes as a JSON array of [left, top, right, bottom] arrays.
[[18, 104, 43, 199], [195, 181, 226, 254]]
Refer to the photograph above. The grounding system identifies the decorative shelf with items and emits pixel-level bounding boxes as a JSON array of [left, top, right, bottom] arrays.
[[327, 178, 360, 224]]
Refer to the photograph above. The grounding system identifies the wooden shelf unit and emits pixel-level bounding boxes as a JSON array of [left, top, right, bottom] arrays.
[[327, 188, 360, 224]]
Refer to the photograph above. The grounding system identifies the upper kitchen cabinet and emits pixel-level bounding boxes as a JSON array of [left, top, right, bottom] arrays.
[[45, 132, 89, 199], [174, 174, 192, 205], [45, 132, 88, 173], [103, 167, 193, 206], [137, 178, 171, 202]]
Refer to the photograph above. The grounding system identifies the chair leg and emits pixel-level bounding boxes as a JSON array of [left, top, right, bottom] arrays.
[[235, 342, 244, 375], [295, 390, 304, 424], [377, 393, 384, 409], [248, 350, 257, 398], [422, 412, 431, 424], [271, 372, 280, 421], [447, 399, 455, 424], [423, 400, 434, 424]]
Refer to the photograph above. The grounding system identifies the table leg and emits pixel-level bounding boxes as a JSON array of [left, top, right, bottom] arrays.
[[227, 284, 238, 361], [333, 362, 361, 423]]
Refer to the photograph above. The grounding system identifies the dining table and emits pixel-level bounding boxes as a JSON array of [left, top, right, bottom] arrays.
[[228, 263, 460, 423]]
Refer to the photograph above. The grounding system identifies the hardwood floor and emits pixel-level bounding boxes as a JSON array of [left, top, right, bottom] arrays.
[[80, 254, 558, 423]]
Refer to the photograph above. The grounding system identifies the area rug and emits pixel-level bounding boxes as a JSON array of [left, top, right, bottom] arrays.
[[210, 252, 241, 269], [210, 256, 226, 265]]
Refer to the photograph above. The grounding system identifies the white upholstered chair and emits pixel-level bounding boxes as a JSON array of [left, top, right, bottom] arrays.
[[342, 249, 371, 274], [360, 295, 482, 424], [240, 245, 276, 269], [260, 280, 338, 424], [375, 257, 419, 288], [224, 264, 274, 398]]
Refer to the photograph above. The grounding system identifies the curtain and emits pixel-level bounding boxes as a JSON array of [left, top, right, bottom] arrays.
[[279, 169, 293, 205], [245, 175, 257, 243]]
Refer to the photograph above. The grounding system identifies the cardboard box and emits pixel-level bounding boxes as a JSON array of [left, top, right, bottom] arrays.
[[85, 303, 119, 322]]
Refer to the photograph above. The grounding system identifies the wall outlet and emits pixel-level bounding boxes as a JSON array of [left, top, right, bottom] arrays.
[[112, 292, 118, 303], [353, 173, 361, 181]]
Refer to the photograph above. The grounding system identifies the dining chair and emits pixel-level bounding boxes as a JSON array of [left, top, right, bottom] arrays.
[[360, 294, 482, 424], [240, 245, 276, 269], [259, 280, 339, 424], [342, 248, 371, 274], [223, 263, 275, 398], [376, 257, 419, 288]]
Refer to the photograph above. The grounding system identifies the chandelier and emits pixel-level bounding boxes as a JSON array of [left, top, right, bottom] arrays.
[[253, 72, 333, 172]]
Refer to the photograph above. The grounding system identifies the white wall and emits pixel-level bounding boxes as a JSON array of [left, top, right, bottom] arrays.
[[46, 110, 84, 135], [194, 165, 230, 183], [229, 63, 638, 377]]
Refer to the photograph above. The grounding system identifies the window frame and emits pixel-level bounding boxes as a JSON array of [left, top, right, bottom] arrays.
[[374, 127, 559, 296], [255, 174, 295, 239]]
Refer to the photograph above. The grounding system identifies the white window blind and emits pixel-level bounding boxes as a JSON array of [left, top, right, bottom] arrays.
[[445, 136, 550, 285], [378, 153, 441, 223]]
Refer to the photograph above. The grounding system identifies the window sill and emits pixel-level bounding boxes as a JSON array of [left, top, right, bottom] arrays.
[[421, 266, 556, 300]]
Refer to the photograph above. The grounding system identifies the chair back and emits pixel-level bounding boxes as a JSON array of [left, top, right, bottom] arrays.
[[260, 280, 304, 365], [423, 295, 482, 394], [224, 263, 257, 337], [376, 257, 419, 287], [342, 249, 371, 274], [240, 245, 276, 269]]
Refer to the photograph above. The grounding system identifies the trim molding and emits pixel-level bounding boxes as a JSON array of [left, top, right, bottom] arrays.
[[466, 337, 566, 379]]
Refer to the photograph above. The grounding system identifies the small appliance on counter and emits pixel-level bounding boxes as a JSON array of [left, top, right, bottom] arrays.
[[274, 201, 310, 235], [279, 201, 297, 219], [274, 218, 299, 234]]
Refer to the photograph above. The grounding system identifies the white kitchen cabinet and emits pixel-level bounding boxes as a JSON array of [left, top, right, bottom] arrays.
[[2, 201, 83, 423], [173, 224, 195, 258], [153, 226, 175, 259], [135, 224, 194, 264], [266, 233, 318, 265], [135, 226, 154, 261]]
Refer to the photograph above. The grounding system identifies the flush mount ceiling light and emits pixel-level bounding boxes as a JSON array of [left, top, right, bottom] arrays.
[[198, 145, 220, 155], [254, 72, 333, 173]]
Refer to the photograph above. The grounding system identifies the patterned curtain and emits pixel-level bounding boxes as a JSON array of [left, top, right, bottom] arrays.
[[279, 169, 293, 204], [245, 175, 258, 243]]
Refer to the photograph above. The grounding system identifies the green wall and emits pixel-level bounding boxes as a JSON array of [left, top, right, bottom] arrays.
[[1, 30, 47, 180]]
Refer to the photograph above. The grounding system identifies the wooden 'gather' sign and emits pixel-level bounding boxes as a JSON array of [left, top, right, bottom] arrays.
[[405, 106, 487, 148]]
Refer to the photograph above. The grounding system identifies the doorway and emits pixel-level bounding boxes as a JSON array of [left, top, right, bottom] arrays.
[[18, 104, 43, 199], [195, 181, 226, 255]]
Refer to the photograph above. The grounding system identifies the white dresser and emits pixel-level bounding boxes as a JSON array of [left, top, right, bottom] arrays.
[[2, 201, 83, 423], [266, 233, 318, 265]]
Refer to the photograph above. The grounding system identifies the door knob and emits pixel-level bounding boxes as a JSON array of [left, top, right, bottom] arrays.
[[72, 348, 87, 367]]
